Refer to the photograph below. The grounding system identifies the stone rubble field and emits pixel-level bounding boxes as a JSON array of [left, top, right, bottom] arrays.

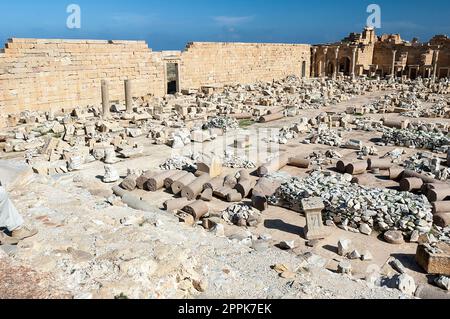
[[1, 76, 450, 299]]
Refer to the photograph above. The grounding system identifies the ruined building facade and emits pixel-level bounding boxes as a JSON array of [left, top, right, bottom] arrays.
[[312, 27, 450, 80], [0, 28, 449, 127]]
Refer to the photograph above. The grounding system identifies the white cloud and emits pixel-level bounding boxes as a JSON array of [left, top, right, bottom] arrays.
[[212, 16, 254, 26]]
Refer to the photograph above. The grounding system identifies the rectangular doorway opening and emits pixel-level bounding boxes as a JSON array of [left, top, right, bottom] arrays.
[[301, 61, 307, 78], [410, 68, 418, 80], [167, 63, 179, 94]]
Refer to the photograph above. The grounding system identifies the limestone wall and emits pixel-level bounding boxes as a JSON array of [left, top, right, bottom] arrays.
[[179, 42, 311, 89], [0, 38, 166, 127]]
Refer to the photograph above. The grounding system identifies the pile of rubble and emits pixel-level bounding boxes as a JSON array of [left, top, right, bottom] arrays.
[[202, 116, 239, 132], [432, 225, 450, 244], [381, 127, 450, 153], [402, 100, 449, 118], [159, 156, 197, 171], [267, 119, 310, 144], [303, 125, 343, 147], [269, 170, 434, 238], [308, 150, 343, 168], [362, 79, 450, 118], [221, 203, 261, 227], [403, 152, 450, 181], [222, 152, 256, 169]]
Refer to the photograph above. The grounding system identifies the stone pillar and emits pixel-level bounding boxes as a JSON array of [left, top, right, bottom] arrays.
[[351, 47, 357, 79], [391, 50, 397, 77], [125, 80, 133, 113], [323, 47, 328, 78], [334, 47, 340, 79], [311, 47, 317, 78], [302, 197, 329, 240], [101, 80, 110, 118], [433, 50, 440, 81]]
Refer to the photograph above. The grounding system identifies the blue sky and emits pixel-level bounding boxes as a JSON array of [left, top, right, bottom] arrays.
[[0, 0, 449, 51]]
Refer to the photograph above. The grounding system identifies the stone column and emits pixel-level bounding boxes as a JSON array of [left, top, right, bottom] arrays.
[[334, 47, 340, 79], [351, 47, 357, 79], [125, 80, 133, 113], [432, 50, 440, 80], [323, 47, 328, 78], [391, 50, 397, 77], [311, 47, 317, 78], [101, 80, 110, 118]]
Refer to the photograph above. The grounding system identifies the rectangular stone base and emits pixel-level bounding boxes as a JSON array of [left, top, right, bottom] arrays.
[[416, 243, 450, 276]]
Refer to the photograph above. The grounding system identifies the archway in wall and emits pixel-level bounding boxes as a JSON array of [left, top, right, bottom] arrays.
[[339, 57, 351, 76], [301, 61, 307, 78]]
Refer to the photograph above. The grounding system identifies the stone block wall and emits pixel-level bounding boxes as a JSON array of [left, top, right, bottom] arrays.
[[179, 42, 311, 89], [0, 38, 166, 127]]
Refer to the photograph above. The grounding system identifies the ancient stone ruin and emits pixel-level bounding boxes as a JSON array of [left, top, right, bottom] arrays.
[[0, 27, 449, 299]]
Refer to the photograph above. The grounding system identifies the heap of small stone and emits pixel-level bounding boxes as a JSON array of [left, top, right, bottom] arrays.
[[402, 100, 449, 118], [269, 170, 433, 237], [268, 120, 309, 144], [159, 156, 196, 171], [359, 145, 379, 157], [354, 118, 384, 132], [222, 204, 260, 226], [223, 152, 256, 169], [202, 116, 239, 132], [404, 152, 450, 181], [432, 225, 450, 244], [382, 148, 405, 162], [381, 127, 450, 153], [268, 127, 298, 145], [303, 125, 343, 147], [308, 150, 342, 167]]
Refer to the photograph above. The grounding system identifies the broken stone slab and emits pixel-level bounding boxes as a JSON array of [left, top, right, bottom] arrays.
[[337, 261, 352, 275], [197, 157, 223, 178], [416, 243, 450, 276], [279, 240, 296, 250], [338, 239, 352, 257], [343, 139, 363, 151]]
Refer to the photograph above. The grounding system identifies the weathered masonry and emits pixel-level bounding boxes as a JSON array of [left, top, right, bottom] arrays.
[[0, 28, 449, 127], [312, 27, 450, 79], [0, 39, 311, 127]]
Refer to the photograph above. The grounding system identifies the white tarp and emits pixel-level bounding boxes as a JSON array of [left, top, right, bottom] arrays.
[[0, 160, 33, 192], [0, 186, 23, 231]]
